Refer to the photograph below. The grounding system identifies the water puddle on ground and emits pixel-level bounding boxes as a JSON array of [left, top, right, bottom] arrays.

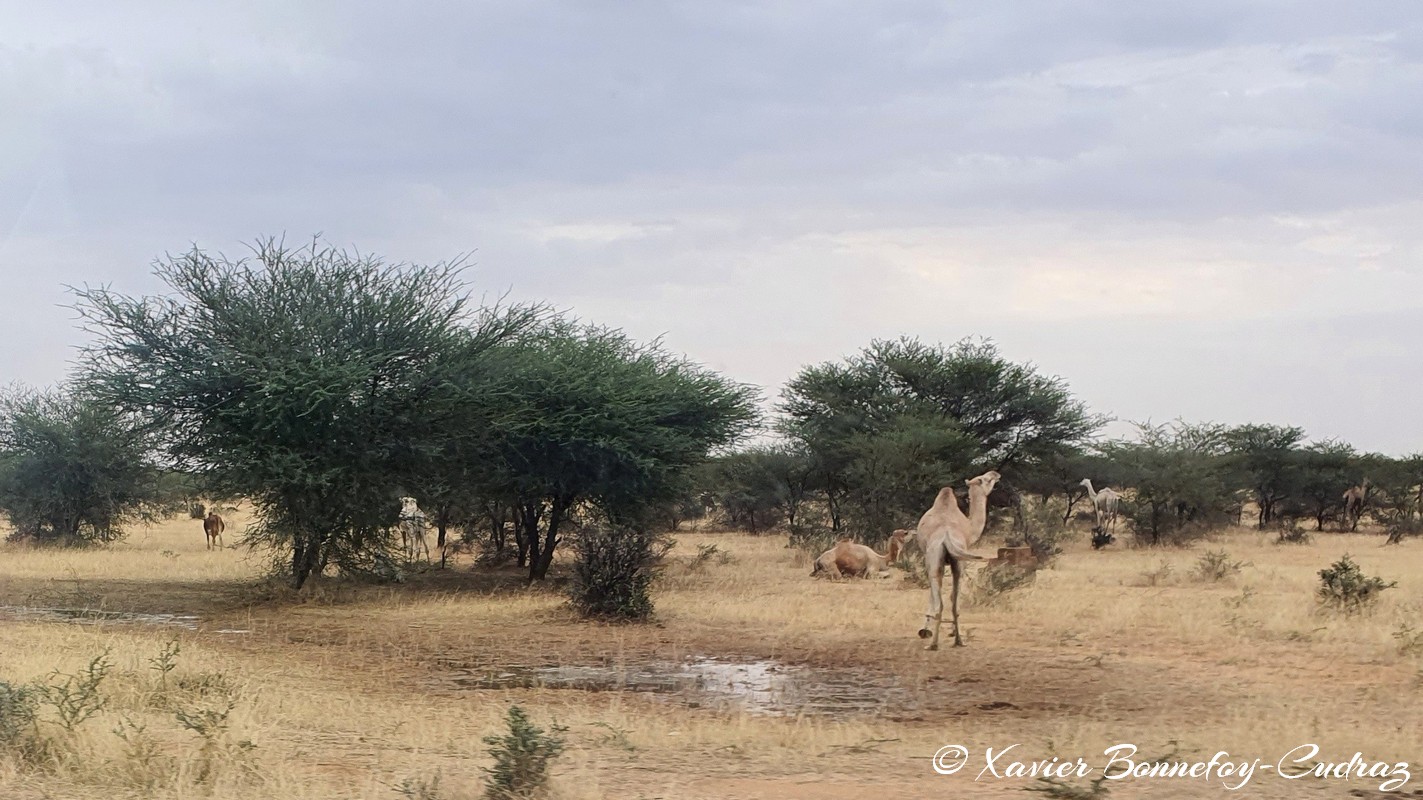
[[0, 606, 202, 631], [444, 658, 918, 717]]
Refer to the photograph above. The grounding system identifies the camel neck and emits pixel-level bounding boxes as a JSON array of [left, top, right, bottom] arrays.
[[966, 489, 990, 546]]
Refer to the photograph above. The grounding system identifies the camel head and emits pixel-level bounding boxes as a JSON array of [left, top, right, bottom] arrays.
[[967, 470, 1001, 496], [1079, 478, 1092, 488]]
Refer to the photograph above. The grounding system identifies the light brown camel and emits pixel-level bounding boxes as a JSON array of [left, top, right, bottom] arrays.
[[811, 530, 906, 578], [1343, 479, 1370, 531], [1079, 478, 1121, 533], [203, 512, 225, 550], [398, 496, 430, 561], [915, 470, 1001, 650]]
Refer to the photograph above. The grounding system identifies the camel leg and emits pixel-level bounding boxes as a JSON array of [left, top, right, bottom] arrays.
[[919, 554, 945, 651], [949, 557, 965, 647]]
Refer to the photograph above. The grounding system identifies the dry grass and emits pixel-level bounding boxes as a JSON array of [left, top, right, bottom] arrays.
[[1, 514, 1421, 799]]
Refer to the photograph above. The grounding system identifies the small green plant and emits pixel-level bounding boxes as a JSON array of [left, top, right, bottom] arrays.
[[1223, 586, 1256, 609], [111, 715, 166, 788], [685, 543, 724, 572], [1317, 554, 1396, 614], [1192, 550, 1249, 583], [1393, 621, 1423, 656], [395, 774, 445, 799], [589, 721, 636, 752], [0, 679, 39, 750], [1140, 559, 1174, 586], [1274, 522, 1311, 545], [968, 562, 1036, 607], [175, 697, 240, 783], [483, 705, 567, 799], [149, 639, 182, 687], [40, 650, 112, 731]]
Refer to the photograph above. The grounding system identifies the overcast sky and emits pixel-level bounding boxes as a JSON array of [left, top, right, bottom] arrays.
[[2, 2, 1421, 453]]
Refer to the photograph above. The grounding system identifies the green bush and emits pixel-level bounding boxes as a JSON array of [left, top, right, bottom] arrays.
[[1192, 550, 1249, 582], [0, 680, 38, 751], [568, 524, 664, 620], [1317, 555, 1396, 614], [482, 705, 566, 800]]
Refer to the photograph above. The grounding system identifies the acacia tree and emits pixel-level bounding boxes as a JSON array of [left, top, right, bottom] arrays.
[[0, 387, 167, 543], [779, 337, 1102, 538], [77, 239, 536, 587], [1103, 421, 1237, 545], [1286, 440, 1358, 531], [462, 319, 759, 581], [1225, 423, 1306, 529]]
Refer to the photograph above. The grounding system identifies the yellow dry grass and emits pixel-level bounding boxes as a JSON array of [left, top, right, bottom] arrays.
[[1, 513, 1421, 799]]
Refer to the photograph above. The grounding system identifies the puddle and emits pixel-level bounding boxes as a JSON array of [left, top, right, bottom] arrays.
[[445, 658, 918, 717], [0, 606, 201, 631]]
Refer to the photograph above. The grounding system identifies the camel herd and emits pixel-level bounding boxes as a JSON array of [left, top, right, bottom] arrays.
[[808, 472, 1380, 650]]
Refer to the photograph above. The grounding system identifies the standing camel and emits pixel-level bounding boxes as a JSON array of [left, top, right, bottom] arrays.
[[811, 530, 906, 578], [203, 512, 225, 550], [1343, 479, 1370, 532], [398, 496, 430, 562], [915, 470, 1001, 650], [1079, 478, 1121, 533]]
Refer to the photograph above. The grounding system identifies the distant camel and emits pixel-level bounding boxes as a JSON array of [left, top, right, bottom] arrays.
[[1079, 478, 1121, 533], [915, 470, 1001, 650], [811, 530, 906, 579], [203, 512, 225, 550], [1343, 479, 1370, 532], [398, 496, 430, 561]]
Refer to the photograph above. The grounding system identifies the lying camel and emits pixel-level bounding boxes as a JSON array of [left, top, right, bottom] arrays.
[[811, 530, 906, 578]]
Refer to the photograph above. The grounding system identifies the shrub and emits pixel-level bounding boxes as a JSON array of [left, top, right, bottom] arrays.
[[1317, 555, 1396, 614], [482, 705, 566, 800], [1007, 500, 1077, 563], [189, 502, 207, 519], [40, 650, 112, 731], [1192, 550, 1249, 583], [1274, 521, 1312, 545], [568, 524, 663, 620], [787, 522, 838, 558], [1385, 517, 1423, 546], [0, 680, 38, 751]]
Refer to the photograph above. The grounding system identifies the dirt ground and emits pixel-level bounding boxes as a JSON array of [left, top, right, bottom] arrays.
[[2, 509, 1421, 799]]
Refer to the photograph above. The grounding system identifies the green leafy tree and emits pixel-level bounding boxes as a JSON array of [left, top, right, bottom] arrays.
[[1224, 423, 1307, 529], [779, 337, 1102, 538], [465, 320, 759, 580], [0, 386, 166, 544], [1103, 421, 1237, 545], [699, 444, 819, 532], [1285, 440, 1358, 531], [76, 239, 536, 587]]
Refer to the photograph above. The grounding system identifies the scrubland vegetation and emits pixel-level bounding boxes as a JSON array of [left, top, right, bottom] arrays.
[[2, 240, 1421, 798]]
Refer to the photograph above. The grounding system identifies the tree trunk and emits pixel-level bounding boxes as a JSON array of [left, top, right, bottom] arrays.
[[516, 502, 539, 568], [291, 531, 324, 589], [529, 494, 571, 581]]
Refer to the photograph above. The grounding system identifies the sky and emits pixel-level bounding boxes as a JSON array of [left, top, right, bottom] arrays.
[[2, 2, 1421, 453]]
